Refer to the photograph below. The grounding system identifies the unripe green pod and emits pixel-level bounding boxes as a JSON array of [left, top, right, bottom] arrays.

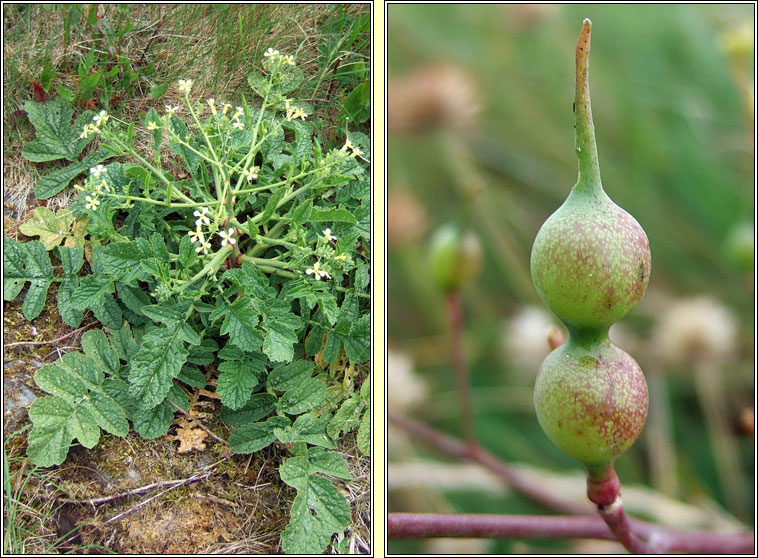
[[534, 335, 648, 468], [429, 224, 483, 292], [531, 20, 650, 473], [530, 189, 650, 330]]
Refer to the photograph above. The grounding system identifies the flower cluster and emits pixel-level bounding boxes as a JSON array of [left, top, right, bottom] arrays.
[[340, 138, 364, 159], [303, 229, 350, 281], [284, 99, 308, 121], [80, 110, 110, 139], [75, 164, 113, 210], [306, 261, 331, 281], [186, 206, 243, 255], [188, 206, 213, 254], [178, 79, 193, 94], [264, 48, 295, 66]]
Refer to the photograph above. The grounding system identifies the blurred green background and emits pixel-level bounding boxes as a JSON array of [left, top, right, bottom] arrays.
[[387, 4, 754, 554]]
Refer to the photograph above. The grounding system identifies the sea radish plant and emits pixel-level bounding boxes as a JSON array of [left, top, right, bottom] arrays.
[[531, 19, 649, 550], [6, 49, 370, 554]]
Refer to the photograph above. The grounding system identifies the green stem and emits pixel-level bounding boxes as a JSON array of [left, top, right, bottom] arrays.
[[239, 255, 294, 269], [574, 18, 602, 194], [180, 245, 233, 292]]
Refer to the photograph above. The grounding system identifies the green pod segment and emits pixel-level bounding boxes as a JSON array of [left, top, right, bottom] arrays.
[[533, 334, 648, 469], [530, 187, 650, 330]]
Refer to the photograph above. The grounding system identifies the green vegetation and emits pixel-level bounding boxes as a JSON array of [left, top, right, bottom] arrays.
[[4, 4, 370, 554], [388, 4, 753, 554]]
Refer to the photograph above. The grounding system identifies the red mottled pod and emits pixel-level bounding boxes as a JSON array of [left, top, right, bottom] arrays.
[[534, 335, 648, 469]]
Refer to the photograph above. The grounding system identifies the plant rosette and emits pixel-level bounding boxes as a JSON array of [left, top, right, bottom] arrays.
[[7, 49, 370, 555]]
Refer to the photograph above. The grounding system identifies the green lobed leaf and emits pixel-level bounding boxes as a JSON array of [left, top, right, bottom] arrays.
[[57, 276, 83, 327], [216, 360, 260, 410], [176, 366, 207, 388], [18, 207, 76, 250], [27, 397, 100, 467], [292, 199, 313, 226], [131, 398, 174, 439], [327, 396, 362, 440], [259, 188, 286, 226], [229, 415, 290, 454], [278, 377, 326, 415], [3, 238, 54, 320], [279, 446, 352, 554], [286, 412, 335, 449], [101, 239, 151, 283], [92, 293, 123, 330], [220, 393, 277, 426], [81, 329, 121, 377], [260, 299, 303, 363], [309, 207, 357, 224], [34, 150, 111, 199], [27, 330, 130, 467], [21, 100, 94, 162], [58, 245, 84, 275], [70, 274, 115, 312], [215, 299, 264, 351], [267, 360, 314, 392], [128, 326, 190, 411]]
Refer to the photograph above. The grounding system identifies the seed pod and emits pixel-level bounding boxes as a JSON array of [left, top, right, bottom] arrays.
[[534, 335, 648, 468], [429, 224, 483, 292]]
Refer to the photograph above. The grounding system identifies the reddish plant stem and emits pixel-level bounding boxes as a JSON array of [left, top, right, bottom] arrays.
[[388, 512, 614, 541], [445, 291, 477, 452], [387, 512, 754, 554], [586, 461, 650, 552]]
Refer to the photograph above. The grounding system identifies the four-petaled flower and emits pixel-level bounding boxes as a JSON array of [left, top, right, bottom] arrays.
[[93, 110, 109, 126], [222, 103, 232, 115], [196, 239, 211, 254], [219, 228, 237, 247], [232, 120, 244, 130], [90, 164, 107, 178], [306, 261, 331, 280], [188, 228, 204, 243], [178, 79, 193, 93], [323, 228, 337, 242], [264, 48, 279, 58], [79, 123, 100, 139], [233, 106, 244, 120], [165, 105, 179, 116], [193, 206, 211, 227], [85, 195, 101, 210], [282, 54, 295, 66], [242, 167, 258, 182], [147, 121, 160, 131]]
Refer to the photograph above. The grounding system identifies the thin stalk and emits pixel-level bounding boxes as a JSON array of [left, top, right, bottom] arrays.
[[445, 291, 477, 452], [388, 513, 615, 541], [387, 512, 754, 553], [586, 464, 649, 553]]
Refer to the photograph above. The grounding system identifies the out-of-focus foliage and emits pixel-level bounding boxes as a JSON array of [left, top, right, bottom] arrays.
[[387, 4, 754, 554]]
